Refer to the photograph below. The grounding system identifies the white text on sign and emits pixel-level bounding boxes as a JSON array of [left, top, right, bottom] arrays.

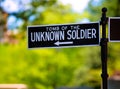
[[30, 25, 97, 42]]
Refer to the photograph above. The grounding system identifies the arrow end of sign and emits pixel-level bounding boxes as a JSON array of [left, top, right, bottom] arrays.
[[54, 41, 59, 46], [54, 41, 73, 46]]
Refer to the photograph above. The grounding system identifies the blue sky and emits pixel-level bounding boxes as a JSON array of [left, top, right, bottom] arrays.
[[59, 0, 90, 13], [1, 0, 90, 13]]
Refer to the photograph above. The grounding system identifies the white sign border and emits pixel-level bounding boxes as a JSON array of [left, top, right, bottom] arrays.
[[27, 22, 100, 49], [108, 17, 120, 42]]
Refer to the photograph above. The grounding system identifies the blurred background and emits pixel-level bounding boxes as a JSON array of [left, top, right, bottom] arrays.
[[0, 0, 120, 89]]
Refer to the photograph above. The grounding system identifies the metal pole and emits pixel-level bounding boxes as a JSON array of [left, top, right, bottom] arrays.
[[100, 7, 108, 89]]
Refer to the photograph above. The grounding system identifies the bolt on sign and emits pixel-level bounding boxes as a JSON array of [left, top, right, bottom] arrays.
[[27, 22, 100, 48], [108, 17, 120, 42]]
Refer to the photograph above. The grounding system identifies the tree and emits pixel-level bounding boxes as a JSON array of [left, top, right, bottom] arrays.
[[84, 0, 120, 88], [0, 0, 58, 30], [0, 1, 84, 89], [0, 0, 8, 32], [87, 0, 120, 21], [87, 0, 120, 69]]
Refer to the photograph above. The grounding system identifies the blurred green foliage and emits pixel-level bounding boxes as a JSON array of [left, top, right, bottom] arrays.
[[0, 41, 101, 89], [0, 0, 120, 89], [87, 0, 120, 71]]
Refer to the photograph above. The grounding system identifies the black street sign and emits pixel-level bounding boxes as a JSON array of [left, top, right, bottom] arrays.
[[27, 22, 100, 48], [109, 17, 120, 42]]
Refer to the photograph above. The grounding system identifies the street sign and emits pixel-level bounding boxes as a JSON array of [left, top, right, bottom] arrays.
[[27, 22, 100, 48], [109, 17, 120, 42]]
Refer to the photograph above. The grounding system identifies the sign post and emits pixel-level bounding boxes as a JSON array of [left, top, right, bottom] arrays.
[[28, 23, 100, 48], [100, 7, 108, 89]]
